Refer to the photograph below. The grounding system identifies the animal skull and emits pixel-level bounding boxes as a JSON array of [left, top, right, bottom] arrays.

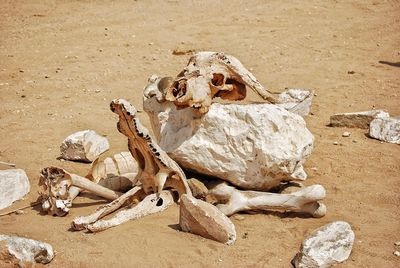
[[165, 52, 278, 113]]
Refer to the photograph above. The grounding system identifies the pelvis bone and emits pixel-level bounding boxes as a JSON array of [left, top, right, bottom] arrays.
[[165, 52, 278, 113]]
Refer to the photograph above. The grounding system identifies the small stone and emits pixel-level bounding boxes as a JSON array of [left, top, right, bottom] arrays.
[[333, 141, 339, 145], [292, 221, 355, 268], [342, 131, 351, 137], [179, 194, 236, 245], [95, 89, 101, 93], [347, 71, 355, 74], [187, 178, 208, 200], [60, 130, 109, 162], [394, 241, 400, 246], [352, 140, 357, 143], [394, 251, 400, 257], [0, 169, 30, 210], [0, 235, 54, 264], [310, 167, 318, 171]]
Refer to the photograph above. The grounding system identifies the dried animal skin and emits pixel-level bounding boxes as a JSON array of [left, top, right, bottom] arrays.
[[165, 52, 277, 113]]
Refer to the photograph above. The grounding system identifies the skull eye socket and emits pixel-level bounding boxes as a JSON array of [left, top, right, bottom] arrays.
[[211, 73, 225, 87], [172, 80, 187, 99]]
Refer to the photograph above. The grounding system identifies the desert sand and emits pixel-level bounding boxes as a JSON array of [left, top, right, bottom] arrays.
[[0, 0, 399, 267]]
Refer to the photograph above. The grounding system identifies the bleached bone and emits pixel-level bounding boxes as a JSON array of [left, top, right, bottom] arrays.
[[165, 52, 277, 113], [87, 190, 174, 232], [39, 167, 122, 216], [206, 181, 326, 217], [72, 99, 192, 231], [109, 99, 191, 197], [88, 151, 139, 192], [72, 186, 144, 230]]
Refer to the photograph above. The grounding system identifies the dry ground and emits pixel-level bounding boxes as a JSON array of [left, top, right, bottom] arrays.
[[0, 0, 399, 267]]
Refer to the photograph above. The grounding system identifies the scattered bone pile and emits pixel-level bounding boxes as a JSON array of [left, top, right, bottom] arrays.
[[36, 52, 330, 249]]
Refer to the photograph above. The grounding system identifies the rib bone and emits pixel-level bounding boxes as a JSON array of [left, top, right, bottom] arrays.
[[206, 181, 326, 217], [87, 190, 174, 232]]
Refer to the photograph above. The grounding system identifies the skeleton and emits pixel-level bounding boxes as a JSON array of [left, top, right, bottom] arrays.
[[39, 152, 138, 216], [145, 75, 327, 218], [165, 52, 278, 113], [71, 99, 192, 231]]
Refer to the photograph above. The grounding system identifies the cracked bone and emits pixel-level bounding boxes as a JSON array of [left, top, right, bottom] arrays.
[[86, 190, 174, 232], [72, 99, 192, 231], [39, 167, 122, 216], [165, 52, 277, 113], [144, 80, 314, 191], [206, 181, 326, 217]]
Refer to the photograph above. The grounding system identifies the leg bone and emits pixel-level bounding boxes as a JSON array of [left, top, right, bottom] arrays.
[[208, 182, 326, 217]]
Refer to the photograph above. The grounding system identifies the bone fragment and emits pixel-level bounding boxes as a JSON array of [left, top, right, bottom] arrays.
[[72, 186, 143, 230], [0, 161, 16, 167], [207, 182, 326, 217], [87, 190, 174, 232]]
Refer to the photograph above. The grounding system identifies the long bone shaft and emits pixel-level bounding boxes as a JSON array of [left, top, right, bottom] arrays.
[[207, 182, 326, 217]]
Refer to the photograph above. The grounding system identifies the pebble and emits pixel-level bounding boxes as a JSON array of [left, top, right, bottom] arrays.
[[342, 131, 351, 137], [311, 167, 318, 171], [95, 89, 101, 93], [395, 241, 400, 246], [333, 141, 339, 145], [394, 251, 400, 257]]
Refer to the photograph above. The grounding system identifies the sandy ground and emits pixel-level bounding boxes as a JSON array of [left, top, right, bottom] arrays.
[[0, 0, 399, 267]]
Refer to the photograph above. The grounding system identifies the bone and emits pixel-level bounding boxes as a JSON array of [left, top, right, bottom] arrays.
[[72, 186, 143, 230], [39, 167, 122, 216], [207, 181, 326, 217], [86, 190, 174, 232], [165, 52, 277, 113]]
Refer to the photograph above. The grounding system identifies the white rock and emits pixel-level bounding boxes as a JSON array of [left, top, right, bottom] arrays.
[[278, 89, 314, 116], [0, 169, 30, 210], [60, 130, 109, 162], [330, 110, 389, 129], [144, 96, 314, 191], [0, 234, 54, 264], [394, 251, 400, 257], [179, 194, 236, 245], [292, 221, 355, 268], [342, 131, 351, 137], [369, 117, 400, 144]]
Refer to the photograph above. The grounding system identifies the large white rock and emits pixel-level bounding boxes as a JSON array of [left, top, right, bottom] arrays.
[[330, 110, 389, 129], [277, 89, 313, 116], [0, 169, 30, 210], [292, 221, 355, 268], [369, 117, 400, 144], [144, 94, 314, 191], [179, 194, 236, 245], [0, 234, 54, 264], [60, 130, 109, 162]]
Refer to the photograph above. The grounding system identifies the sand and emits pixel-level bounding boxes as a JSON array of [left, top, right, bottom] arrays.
[[0, 0, 399, 267]]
